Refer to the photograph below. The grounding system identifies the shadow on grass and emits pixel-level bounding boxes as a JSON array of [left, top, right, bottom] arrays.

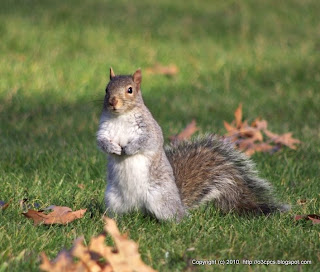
[[1, 52, 319, 147]]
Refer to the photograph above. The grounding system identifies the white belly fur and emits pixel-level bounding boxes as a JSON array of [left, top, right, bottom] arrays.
[[109, 153, 150, 209], [100, 111, 151, 210]]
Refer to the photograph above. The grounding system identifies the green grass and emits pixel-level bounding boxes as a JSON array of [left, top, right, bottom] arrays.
[[1, 0, 320, 271]]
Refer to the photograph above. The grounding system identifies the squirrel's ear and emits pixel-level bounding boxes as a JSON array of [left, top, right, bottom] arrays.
[[133, 69, 142, 88], [110, 67, 115, 80]]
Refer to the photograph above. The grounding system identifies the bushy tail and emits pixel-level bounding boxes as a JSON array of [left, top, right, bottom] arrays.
[[165, 134, 290, 214]]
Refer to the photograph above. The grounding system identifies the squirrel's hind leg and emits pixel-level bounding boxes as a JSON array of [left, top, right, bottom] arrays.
[[105, 185, 133, 215], [145, 184, 187, 222]]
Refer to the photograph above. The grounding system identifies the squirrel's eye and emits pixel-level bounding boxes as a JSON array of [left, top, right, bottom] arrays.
[[127, 87, 133, 94]]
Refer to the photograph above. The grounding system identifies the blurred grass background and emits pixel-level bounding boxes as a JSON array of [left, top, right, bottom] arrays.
[[0, 0, 320, 271]]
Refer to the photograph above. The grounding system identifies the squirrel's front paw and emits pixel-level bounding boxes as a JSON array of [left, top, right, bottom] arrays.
[[97, 138, 121, 155], [109, 142, 122, 155]]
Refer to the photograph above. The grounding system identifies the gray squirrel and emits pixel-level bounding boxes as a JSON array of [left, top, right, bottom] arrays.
[[96, 68, 289, 221]]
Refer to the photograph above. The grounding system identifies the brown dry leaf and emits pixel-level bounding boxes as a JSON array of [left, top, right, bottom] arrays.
[[263, 129, 278, 139], [146, 64, 178, 76], [223, 121, 236, 134], [251, 118, 268, 130], [0, 200, 10, 210], [103, 217, 156, 272], [40, 217, 156, 272], [230, 126, 264, 153], [72, 237, 104, 272], [170, 119, 198, 142], [224, 104, 301, 155], [264, 130, 301, 149], [234, 103, 243, 128], [87, 234, 113, 270], [239, 127, 263, 141], [294, 214, 320, 224], [23, 206, 86, 225], [307, 215, 320, 224], [253, 130, 264, 142], [40, 251, 83, 272], [251, 143, 275, 153], [244, 143, 276, 156], [237, 137, 256, 151]]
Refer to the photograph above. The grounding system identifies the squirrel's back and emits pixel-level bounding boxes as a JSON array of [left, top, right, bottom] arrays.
[[165, 134, 289, 214]]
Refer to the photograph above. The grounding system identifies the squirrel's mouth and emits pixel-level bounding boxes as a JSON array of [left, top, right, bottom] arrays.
[[108, 106, 121, 114]]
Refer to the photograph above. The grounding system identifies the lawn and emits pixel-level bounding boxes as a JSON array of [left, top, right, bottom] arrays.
[[1, 0, 320, 271]]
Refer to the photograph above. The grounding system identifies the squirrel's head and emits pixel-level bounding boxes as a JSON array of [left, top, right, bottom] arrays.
[[104, 68, 142, 114]]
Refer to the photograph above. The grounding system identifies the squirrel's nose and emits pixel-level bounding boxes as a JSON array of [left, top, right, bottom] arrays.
[[109, 97, 118, 107]]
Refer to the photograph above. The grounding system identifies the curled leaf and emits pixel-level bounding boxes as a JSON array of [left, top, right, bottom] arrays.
[[40, 251, 79, 272], [224, 104, 301, 155], [23, 206, 86, 225], [294, 214, 320, 224], [40, 217, 156, 272], [264, 130, 301, 149]]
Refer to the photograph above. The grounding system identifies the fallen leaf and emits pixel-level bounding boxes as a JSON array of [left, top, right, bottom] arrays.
[[264, 130, 301, 149], [251, 118, 268, 130], [40, 217, 157, 272], [23, 206, 86, 225], [103, 217, 156, 272], [250, 143, 276, 152], [244, 143, 279, 156], [234, 103, 243, 128], [40, 251, 80, 272], [146, 64, 178, 76], [263, 129, 278, 139], [307, 215, 320, 224], [230, 128, 264, 150], [294, 214, 306, 221], [239, 127, 263, 141], [0, 200, 10, 210], [170, 119, 198, 142], [237, 137, 256, 151], [223, 121, 236, 134], [72, 237, 104, 272], [224, 104, 301, 155], [294, 214, 320, 224]]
